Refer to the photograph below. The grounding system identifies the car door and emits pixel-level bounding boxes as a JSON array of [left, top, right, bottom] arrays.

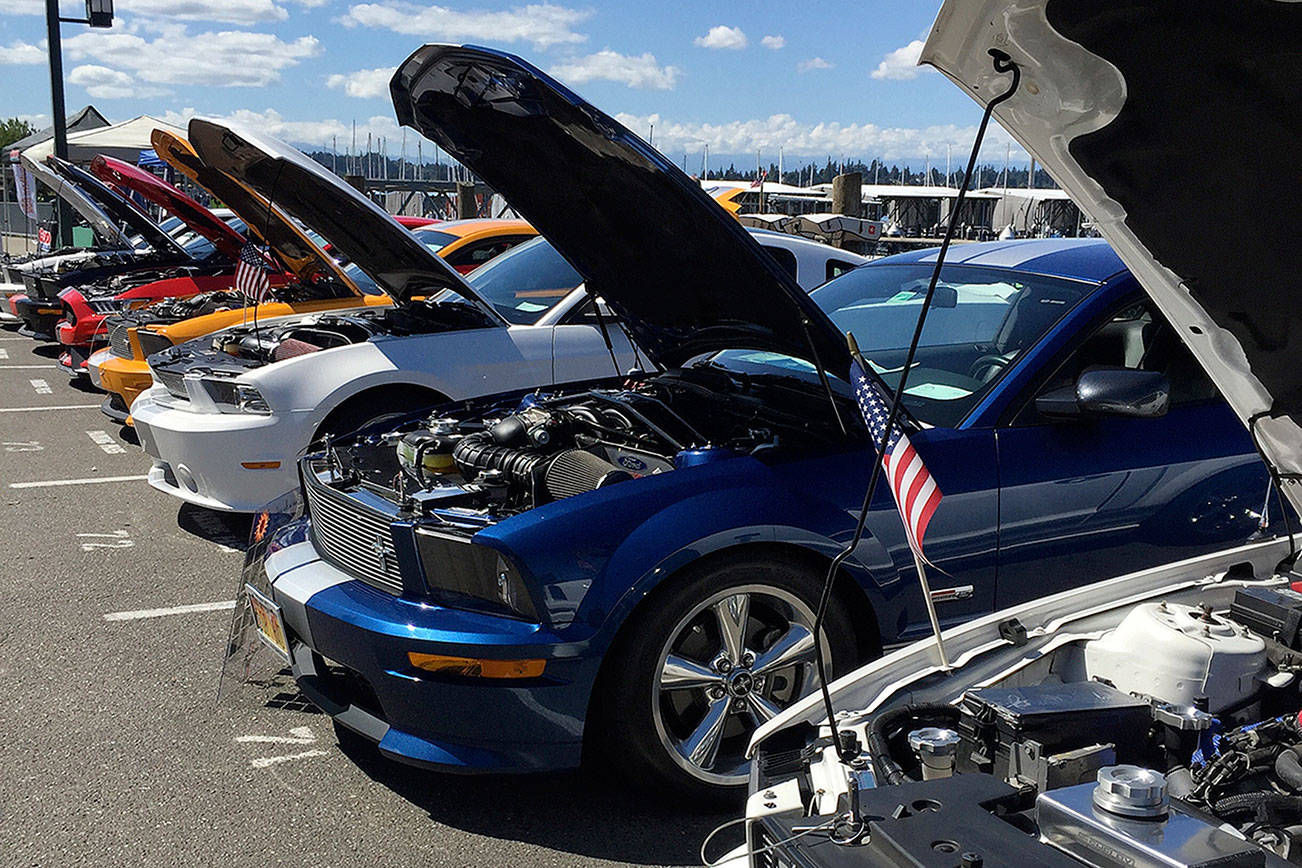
[[994, 298, 1272, 608], [550, 296, 638, 384]]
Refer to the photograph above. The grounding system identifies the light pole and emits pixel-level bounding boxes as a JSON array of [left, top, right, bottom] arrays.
[[45, 0, 114, 246]]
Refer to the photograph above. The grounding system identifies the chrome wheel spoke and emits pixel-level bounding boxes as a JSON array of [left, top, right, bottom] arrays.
[[746, 693, 784, 726], [661, 654, 722, 691], [684, 697, 731, 771], [752, 624, 816, 677], [713, 594, 751, 664]]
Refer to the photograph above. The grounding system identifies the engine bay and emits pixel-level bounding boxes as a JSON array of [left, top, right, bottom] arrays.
[[754, 588, 1302, 866], [317, 364, 854, 521], [210, 299, 496, 364]]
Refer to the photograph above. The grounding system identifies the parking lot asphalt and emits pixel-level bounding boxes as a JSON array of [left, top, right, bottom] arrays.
[[0, 329, 734, 868]]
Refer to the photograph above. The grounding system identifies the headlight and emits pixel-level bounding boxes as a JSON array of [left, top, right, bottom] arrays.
[[202, 379, 271, 414], [135, 329, 173, 359], [414, 529, 539, 621], [86, 298, 130, 314]]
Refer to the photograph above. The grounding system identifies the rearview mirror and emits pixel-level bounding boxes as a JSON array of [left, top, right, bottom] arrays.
[[1036, 367, 1170, 420], [932, 285, 958, 309]]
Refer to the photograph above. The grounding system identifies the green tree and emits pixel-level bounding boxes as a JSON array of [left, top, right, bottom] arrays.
[[0, 117, 36, 151]]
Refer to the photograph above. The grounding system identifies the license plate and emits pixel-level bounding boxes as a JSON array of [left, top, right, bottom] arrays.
[[245, 584, 291, 662]]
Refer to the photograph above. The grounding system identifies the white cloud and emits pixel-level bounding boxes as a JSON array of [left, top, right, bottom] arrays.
[[0, 1, 44, 14], [0, 40, 43, 65], [64, 23, 321, 88], [159, 106, 406, 150], [871, 39, 927, 80], [550, 50, 681, 90], [797, 56, 832, 72], [114, 0, 290, 23], [326, 67, 392, 99], [67, 64, 171, 99], [760, 35, 785, 50], [339, 2, 591, 50], [615, 111, 1024, 162], [694, 25, 747, 50]]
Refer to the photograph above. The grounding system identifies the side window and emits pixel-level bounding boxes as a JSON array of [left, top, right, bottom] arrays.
[[444, 235, 533, 270], [761, 246, 799, 281], [1011, 298, 1219, 426], [565, 297, 621, 325], [826, 259, 861, 282]]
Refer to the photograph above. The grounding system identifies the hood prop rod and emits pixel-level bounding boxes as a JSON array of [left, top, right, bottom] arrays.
[[807, 49, 1022, 773]]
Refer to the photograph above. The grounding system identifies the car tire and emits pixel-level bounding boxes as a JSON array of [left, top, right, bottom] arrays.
[[592, 553, 858, 803], [315, 389, 444, 442]]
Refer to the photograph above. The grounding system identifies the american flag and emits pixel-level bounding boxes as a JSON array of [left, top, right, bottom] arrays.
[[235, 243, 272, 304], [851, 354, 943, 559]]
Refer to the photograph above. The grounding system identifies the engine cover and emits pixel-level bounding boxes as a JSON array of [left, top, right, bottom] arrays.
[[1084, 601, 1267, 712]]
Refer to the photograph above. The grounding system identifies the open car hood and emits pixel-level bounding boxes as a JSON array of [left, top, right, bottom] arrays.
[[184, 119, 495, 317], [923, 0, 1302, 516], [390, 44, 850, 374], [90, 155, 245, 263], [19, 155, 133, 250], [41, 156, 188, 259], [151, 129, 359, 292]]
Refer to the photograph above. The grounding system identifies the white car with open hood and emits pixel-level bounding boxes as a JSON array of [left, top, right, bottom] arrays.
[[728, 3, 1302, 866], [130, 119, 865, 513]]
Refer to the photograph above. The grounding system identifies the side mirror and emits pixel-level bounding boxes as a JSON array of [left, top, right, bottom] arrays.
[[1036, 367, 1170, 420], [932, 285, 958, 309]]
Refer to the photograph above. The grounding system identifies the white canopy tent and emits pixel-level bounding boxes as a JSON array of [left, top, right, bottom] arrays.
[[21, 115, 186, 166]]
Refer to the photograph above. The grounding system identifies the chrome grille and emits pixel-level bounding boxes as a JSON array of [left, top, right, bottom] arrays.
[[108, 323, 132, 359], [153, 368, 189, 401], [303, 468, 404, 595]]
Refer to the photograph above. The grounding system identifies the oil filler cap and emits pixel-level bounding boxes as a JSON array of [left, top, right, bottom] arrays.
[[1092, 765, 1168, 818]]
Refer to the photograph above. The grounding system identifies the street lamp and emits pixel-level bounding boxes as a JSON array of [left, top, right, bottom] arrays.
[[44, 0, 114, 245]]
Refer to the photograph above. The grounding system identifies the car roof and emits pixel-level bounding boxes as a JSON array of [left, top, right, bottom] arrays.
[[422, 218, 535, 240], [877, 238, 1125, 283]]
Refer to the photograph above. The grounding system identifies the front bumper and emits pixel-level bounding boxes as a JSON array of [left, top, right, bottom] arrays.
[[132, 386, 302, 513], [257, 529, 593, 774], [94, 353, 152, 410], [13, 295, 62, 339]]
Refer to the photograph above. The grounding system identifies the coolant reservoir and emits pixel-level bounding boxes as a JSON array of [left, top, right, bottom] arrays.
[[1084, 601, 1266, 712]]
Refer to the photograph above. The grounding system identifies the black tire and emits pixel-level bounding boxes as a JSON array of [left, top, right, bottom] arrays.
[[592, 552, 858, 804], [315, 388, 443, 441]]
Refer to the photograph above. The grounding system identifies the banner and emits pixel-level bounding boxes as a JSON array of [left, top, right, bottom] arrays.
[[12, 165, 38, 220]]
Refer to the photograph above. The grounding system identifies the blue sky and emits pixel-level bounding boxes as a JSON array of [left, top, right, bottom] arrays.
[[0, 0, 1027, 167]]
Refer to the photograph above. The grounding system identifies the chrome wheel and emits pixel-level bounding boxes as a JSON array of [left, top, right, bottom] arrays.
[[652, 584, 822, 787]]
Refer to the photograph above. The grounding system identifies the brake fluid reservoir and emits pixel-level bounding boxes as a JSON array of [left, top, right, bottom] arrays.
[[1084, 601, 1266, 712]]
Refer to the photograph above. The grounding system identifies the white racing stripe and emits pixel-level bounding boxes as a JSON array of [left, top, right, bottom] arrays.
[[0, 404, 100, 413], [9, 474, 148, 489], [103, 600, 236, 621]]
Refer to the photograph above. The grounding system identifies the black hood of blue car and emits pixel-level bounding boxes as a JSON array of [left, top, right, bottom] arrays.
[[390, 44, 850, 376], [44, 156, 190, 260]]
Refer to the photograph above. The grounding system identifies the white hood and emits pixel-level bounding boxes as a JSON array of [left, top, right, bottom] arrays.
[[922, 0, 1302, 516]]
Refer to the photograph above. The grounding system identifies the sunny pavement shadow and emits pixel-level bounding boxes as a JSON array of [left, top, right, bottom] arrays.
[[336, 733, 741, 866]]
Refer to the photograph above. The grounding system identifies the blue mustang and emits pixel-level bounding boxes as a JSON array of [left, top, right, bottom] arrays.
[[237, 45, 1276, 800]]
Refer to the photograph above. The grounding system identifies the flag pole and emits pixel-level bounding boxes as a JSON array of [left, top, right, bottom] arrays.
[[911, 551, 949, 668]]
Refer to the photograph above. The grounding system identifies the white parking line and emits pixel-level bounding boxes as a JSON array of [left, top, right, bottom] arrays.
[[249, 749, 329, 769], [103, 600, 236, 622], [0, 348, 8, 359], [29, 378, 51, 394], [1, 365, 59, 369], [0, 404, 100, 413], [9, 474, 148, 489], [236, 726, 317, 745], [86, 430, 126, 454]]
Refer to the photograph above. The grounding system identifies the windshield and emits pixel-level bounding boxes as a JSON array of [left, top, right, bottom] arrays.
[[434, 236, 582, 324], [714, 263, 1095, 427], [412, 228, 458, 254]]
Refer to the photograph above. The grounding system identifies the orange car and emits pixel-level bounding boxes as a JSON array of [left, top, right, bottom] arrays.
[[89, 132, 534, 422]]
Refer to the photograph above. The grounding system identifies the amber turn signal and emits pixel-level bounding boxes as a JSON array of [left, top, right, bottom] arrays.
[[240, 461, 282, 470], [407, 652, 545, 679]]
